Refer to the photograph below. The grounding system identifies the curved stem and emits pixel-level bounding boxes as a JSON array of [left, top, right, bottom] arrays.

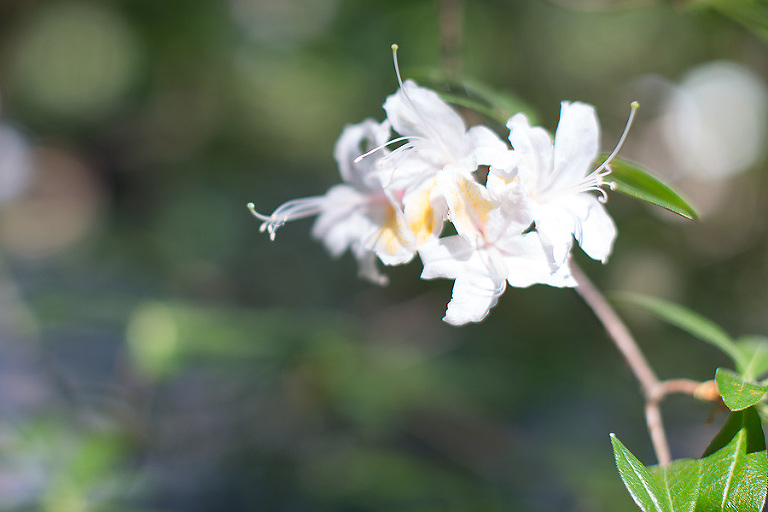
[[571, 263, 671, 465], [572, 264, 660, 395]]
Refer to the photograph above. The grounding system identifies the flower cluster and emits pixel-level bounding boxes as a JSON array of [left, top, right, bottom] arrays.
[[250, 47, 636, 325]]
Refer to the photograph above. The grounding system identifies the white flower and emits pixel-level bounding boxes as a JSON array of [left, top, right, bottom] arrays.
[[504, 101, 625, 265], [419, 170, 573, 325], [249, 118, 416, 285], [382, 80, 508, 181]]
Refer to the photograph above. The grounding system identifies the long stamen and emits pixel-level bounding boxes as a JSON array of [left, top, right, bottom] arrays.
[[575, 101, 640, 204], [595, 100, 640, 175], [353, 135, 411, 164], [390, 44, 453, 157], [247, 197, 327, 241]]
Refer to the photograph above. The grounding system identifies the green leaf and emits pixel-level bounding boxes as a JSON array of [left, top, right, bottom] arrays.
[[736, 335, 768, 381], [601, 156, 698, 220], [649, 458, 700, 512], [613, 408, 767, 512], [611, 434, 671, 512], [715, 368, 768, 411], [611, 293, 746, 372], [406, 69, 537, 125], [696, 407, 767, 512]]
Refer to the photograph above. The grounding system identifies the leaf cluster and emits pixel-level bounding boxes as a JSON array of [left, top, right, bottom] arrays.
[[612, 294, 768, 511]]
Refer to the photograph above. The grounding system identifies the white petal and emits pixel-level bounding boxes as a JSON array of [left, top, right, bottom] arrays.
[[467, 125, 516, 170], [334, 118, 392, 191], [352, 245, 389, 286], [443, 274, 505, 326], [419, 236, 474, 280], [383, 80, 469, 165], [312, 185, 369, 257], [570, 195, 617, 263], [368, 201, 416, 266], [436, 170, 494, 240], [384, 80, 466, 139], [497, 232, 572, 288], [532, 204, 577, 265], [402, 176, 446, 247], [507, 113, 554, 191], [551, 101, 599, 187]]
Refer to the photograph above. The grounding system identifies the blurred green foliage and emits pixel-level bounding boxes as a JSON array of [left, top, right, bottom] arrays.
[[0, 0, 767, 511]]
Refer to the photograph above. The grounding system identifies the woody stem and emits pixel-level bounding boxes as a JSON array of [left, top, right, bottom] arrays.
[[571, 263, 672, 466]]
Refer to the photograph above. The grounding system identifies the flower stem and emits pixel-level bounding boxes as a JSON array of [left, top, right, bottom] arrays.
[[571, 263, 672, 465]]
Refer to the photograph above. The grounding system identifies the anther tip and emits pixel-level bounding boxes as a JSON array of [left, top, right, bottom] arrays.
[[631, 100, 640, 110], [391, 43, 399, 51], [247, 202, 255, 210]]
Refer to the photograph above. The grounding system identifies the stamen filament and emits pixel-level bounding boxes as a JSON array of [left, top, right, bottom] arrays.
[[247, 197, 327, 240], [389, 44, 455, 159], [595, 101, 639, 174], [353, 135, 411, 163]]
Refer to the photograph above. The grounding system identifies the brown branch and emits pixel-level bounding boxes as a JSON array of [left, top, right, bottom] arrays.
[[571, 263, 672, 465]]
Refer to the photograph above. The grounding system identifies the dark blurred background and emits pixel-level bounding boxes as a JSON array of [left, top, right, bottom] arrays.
[[0, 0, 767, 510]]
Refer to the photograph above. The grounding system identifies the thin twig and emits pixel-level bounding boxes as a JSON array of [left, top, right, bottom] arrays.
[[439, 0, 463, 81], [572, 264, 659, 395], [572, 263, 672, 465]]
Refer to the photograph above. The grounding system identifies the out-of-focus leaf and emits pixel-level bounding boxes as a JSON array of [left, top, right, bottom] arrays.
[[612, 292, 746, 371], [406, 68, 538, 124], [613, 408, 767, 512], [696, 0, 768, 42], [715, 368, 768, 411], [610, 434, 671, 512], [437, 92, 510, 124], [600, 156, 698, 220], [736, 335, 768, 381]]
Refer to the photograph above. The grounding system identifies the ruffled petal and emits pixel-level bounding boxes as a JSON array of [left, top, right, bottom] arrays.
[[402, 177, 446, 247], [569, 194, 617, 263], [383, 80, 469, 166], [312, 185, 371, 257], [352, 245, 389, 286], [551, 101, 599, 188], [467, 125, 516, 170], [368, 201, 416, 266], [532, 203, 577, 265], [507, 113, 554, 192], [334, 118, 392, 191], [497, 232, 574, 288], [443, 274, 505, 326], [436, 169, 493, 240], [419, 235, 474, 280]]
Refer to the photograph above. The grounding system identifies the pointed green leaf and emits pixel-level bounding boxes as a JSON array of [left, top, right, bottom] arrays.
[[611, 293, 746, 372], [611, 434, 672, 512], [615, 408, 767, 512], [600, 156, 698, 220], [715, 368, 768, 411], [736, 336, 768, 381], [649, 458, 700, 512], [697, 407, 767, 512]]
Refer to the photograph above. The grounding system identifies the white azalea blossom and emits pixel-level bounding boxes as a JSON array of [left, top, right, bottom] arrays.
[[504, 101, 621, 265], [419, 170, 574, 325], [249, 118, 416, 285], [250, 46, 636, 326]]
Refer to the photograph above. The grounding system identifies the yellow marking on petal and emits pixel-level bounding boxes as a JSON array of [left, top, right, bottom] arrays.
[[406, 179, 439, 247], [450, 175, 494, 235], [377, 204, 410, 256]]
